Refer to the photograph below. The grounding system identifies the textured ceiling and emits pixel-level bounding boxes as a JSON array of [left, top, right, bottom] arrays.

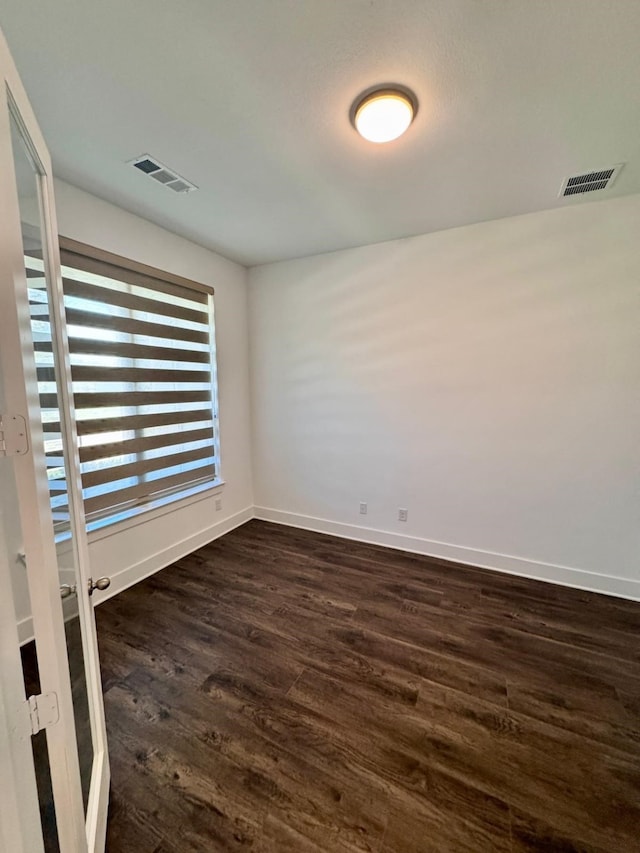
[[2, 0, 639, 266]]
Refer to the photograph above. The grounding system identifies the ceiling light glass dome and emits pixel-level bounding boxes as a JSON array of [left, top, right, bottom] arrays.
[[353, 88, 417, 143]]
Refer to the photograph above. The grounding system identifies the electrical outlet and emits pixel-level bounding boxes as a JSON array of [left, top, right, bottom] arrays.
[[398, 508, 408, 522], [359, 502, 367, 515], [215, 497, 222, 512]]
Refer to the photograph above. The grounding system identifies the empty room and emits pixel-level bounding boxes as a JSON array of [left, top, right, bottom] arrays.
[[0, 2, 638, 852]]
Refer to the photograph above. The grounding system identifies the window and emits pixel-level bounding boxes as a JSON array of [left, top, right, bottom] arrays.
[[34, 238, 220, 534]]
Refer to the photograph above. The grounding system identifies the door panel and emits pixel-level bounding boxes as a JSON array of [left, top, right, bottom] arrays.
[[0, 24, 109, 853], [11, 105, 95, 816]]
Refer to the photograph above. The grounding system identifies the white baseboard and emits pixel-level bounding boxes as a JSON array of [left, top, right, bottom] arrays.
[[17, 503, 638, 646], [93, 505, 255, 608], [253, 506, 640, 602], [17, 616, 34, 646]]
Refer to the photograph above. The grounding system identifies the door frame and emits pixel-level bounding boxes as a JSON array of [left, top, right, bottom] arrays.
[[0, 26, 109, 853]]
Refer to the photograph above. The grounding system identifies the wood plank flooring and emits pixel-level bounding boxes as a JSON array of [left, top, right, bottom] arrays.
[[97, 520, 640, 852]]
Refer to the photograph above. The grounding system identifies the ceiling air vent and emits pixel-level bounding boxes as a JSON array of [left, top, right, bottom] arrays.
[[129, 155, 198, 193], [559, 164, 623, 198]]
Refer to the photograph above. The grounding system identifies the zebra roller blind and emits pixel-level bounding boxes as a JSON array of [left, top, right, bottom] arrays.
[[42, 239, 219, 530]]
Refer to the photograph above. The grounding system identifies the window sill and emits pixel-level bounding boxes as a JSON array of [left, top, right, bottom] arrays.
[[55, 479, 225, 546]]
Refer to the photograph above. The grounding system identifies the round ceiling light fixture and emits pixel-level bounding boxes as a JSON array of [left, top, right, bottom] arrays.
[[352, 86, 417, 144]]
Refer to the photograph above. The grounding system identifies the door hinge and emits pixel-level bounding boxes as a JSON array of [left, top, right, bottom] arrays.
[[0, 413, 29, 457], [26, 692, 59, 735]]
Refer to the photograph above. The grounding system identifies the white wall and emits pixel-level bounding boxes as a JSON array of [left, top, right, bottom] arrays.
[[249, 194, 640, 600], [52, 180, 253, 612]]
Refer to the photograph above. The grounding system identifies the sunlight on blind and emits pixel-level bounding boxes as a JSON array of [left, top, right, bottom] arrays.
[[29, 250, 218, 531]]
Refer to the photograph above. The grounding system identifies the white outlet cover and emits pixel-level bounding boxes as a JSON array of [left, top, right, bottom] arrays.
[[359, 502, 367, 514]]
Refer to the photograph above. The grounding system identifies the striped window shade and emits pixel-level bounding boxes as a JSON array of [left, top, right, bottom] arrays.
[[36, 238, 219, 533]]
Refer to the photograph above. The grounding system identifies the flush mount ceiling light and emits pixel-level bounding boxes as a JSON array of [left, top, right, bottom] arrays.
[[351, 86, 417, 143]]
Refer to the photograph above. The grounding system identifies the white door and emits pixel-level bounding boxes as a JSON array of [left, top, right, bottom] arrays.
[[0, 25, 109, 853]]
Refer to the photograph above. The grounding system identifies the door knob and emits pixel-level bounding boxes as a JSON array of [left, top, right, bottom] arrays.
[[88, 577, 111, 596], [60, 583, 77, 599]]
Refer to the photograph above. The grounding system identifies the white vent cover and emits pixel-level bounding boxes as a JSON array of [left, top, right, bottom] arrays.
[[559, 164, 623, 198], [129, 155, 198, 193]]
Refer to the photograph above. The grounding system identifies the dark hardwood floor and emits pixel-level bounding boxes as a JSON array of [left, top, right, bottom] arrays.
[[97, 520, 640, 852]]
